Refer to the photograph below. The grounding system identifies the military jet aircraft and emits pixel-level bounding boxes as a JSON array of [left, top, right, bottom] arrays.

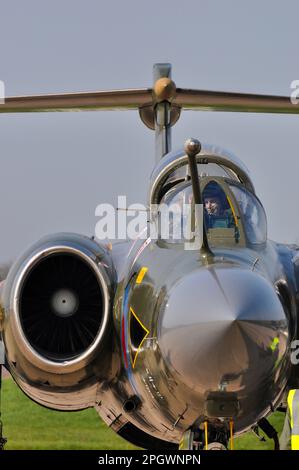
[[0, 63, 299, 450]]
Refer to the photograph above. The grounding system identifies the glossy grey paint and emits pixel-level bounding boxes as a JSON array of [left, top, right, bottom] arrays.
[[112, 241, 293, 439], [159, 266, 289, 425], [1, 149, 298, 448]]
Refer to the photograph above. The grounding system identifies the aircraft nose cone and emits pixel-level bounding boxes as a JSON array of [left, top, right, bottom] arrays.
[[158, 266, 289, 395]]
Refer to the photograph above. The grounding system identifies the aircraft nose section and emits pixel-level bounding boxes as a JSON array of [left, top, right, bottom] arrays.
[[158, 266, 289, 395]]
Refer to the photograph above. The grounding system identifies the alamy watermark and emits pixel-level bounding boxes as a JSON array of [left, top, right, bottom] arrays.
[[290, 80, 299, 105], [95, 196, 203, 250], [290, 340, 299, 365], [0, 80, 4, 104]]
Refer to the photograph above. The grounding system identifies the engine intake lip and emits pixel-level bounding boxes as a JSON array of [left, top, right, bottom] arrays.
[[11, 244, 110, 374]]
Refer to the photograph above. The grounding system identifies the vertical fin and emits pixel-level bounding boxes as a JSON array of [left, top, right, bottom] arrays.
[[153, 63, 172, 162]]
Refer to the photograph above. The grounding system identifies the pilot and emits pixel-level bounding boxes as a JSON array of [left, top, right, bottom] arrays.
[[204, 194, 221, 216], [203, 183, 235, 229]]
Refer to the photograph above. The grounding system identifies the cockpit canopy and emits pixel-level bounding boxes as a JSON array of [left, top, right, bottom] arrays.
[[159, 177, 267, 247], [149, 144, 255, 206], [150, 146, 266, 248]]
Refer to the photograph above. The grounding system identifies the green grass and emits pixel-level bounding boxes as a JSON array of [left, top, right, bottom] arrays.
[[1, 378, 136, 450], [1, 378, 284, 450], [234, 413, 284, 450]]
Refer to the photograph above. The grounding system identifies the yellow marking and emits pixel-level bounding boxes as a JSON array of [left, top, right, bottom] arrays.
[[288, 389, 296, 430], [129, 307, 149, 369], [136, 267, 148, 284], [291, 435, 299, 450], [269, 337, 279, 352], [204, 421, 208, 450], [226, 195, 238, 227]]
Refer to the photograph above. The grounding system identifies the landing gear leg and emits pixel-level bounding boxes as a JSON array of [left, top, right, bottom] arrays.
[[179, 420, 233, 450]]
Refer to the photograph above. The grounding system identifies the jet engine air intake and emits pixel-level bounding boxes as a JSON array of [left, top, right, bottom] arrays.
[[19, 252, 104, 361], [0, 234, 116, 411]]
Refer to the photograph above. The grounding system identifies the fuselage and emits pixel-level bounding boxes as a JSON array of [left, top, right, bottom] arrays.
[[108, 144, 298, 444], [2, 144, 298, 450], [111, 235, 295, 443]]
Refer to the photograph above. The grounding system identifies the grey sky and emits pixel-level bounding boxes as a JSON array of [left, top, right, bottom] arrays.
[[0, 0, 299, 263]]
